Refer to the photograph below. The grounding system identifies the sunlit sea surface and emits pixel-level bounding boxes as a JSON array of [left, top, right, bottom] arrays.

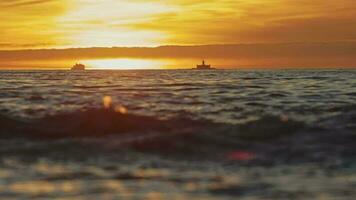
[[0, 69, 355, 199]]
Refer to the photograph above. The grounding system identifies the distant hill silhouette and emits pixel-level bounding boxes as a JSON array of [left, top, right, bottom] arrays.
[[0, 42, 356, 68]]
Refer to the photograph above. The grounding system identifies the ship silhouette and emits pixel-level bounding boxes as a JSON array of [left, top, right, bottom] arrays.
[[194, 60, 215, 70], [71, 63, 85, 71]]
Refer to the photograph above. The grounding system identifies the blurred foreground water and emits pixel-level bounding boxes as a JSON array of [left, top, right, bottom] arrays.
[[0, 69, 355, 199]]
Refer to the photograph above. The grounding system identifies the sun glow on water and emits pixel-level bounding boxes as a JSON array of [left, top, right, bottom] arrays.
[[82, 59, 168, 70]]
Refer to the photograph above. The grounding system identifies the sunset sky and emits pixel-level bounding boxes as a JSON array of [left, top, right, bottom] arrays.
[[1, 0, 356, 68]]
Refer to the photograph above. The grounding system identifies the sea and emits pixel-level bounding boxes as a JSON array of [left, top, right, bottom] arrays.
[[0, 69, 355, 199]]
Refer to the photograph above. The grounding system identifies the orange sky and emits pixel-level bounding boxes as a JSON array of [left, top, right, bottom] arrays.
[[0, 0, 356, 69], [1, 0, 356, 49]]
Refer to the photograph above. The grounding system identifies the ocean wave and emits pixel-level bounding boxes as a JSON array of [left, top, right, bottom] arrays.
[[0, 108, 204, 139], [0, 107, 303, 140], [0, 107, 308, 161], [0, 105, 355, 163]]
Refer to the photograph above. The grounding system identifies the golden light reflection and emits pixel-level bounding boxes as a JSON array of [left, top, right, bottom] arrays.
[[115, 105, 128, 114], [83, 59, 168, 70], [103, 96, 112, 109]]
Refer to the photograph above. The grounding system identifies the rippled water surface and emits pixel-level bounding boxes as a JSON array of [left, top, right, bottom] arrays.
[[0, 70, 355, 199]]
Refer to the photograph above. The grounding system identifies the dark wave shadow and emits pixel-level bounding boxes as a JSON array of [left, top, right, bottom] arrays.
[[0, 107, 355, 165]]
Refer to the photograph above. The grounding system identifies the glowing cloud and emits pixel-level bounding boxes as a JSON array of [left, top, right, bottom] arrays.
[[57, 0, 178, 47], [1, 0, 356, 49]]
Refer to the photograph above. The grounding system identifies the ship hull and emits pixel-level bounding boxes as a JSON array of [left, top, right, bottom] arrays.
[[194, 65, 215, 70]]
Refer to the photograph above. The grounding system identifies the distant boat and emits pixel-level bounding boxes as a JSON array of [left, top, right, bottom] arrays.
[[71, 63, 85, 71], [194, 60, 215, 70]]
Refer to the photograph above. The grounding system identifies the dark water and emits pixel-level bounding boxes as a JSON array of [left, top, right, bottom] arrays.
[[0, 69, 355, 199]]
